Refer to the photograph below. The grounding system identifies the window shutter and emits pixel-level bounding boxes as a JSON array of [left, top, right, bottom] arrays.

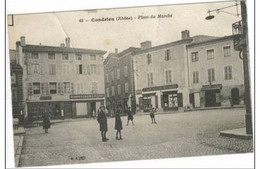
[[75, 65, 79, 74], [41, 83, 45, 95], [71, 83, 74, 94], [98, 64, 100, 75], [27, 83, 33, 96], [87, 64, 91, 75], [83, 64, 86, 74], [58, 82, 64, 94], [45, 83, 49, 95], [27, 64, 32, 75], [39, 64, 43, 75]]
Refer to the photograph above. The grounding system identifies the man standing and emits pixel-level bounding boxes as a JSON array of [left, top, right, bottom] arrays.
[[97, 106, 109, 142], [42, 110, 51, 133]]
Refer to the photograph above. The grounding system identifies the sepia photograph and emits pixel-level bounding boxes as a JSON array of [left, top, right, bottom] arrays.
[[7, 0, 254, 167]]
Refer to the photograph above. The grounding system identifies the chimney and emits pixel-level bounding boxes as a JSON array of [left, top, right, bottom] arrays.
[[60, 43, 65, 47], [140, 41, 152, 50], [20, 36, 26, 47], [115, 48, 118, 54], [181, 30, 190, 39], [65, 37, 70, 47]]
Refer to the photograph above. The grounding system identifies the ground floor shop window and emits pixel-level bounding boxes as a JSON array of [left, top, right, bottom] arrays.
[[163, 93, 178, 110]]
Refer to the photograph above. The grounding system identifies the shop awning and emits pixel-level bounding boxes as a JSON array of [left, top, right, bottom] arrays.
[[201, 84, 222, 91]]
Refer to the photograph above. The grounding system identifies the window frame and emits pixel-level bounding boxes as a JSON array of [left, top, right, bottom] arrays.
[[193, 71, 199, 84], [206, 49, 214, 60], [224, 65, 232, 80], [33, 82, 41, 95], [223, 46, 231, 57], [62, 53, 69, 60], [207, 68, 216, 82], [191, 52, 199, 62], [75, 53, 82, 60], [165, 69, 172, 84], [48, 53, 56, 60], [165, 49, 171, 61], [146, 53, 152, 64], [49, 82, 57, 94]]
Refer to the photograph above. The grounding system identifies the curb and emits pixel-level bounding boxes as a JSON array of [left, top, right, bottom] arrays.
[[15, 135, 24, 167], [220, 128, 253, 140]]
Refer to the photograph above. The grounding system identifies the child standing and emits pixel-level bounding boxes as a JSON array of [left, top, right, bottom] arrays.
[[115, 109, 123, 140], [150, 107, 157, 124], [127, 107, 134, 126]]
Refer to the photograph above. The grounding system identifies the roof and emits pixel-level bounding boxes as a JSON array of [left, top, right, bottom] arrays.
[[117, 47, 140, 57], [10, 62, 23, 71], [19, 43, 106, 55], [187, 35, 235, 47], [104, 47, 140, 65], [190, 35, 219, 44], [104, 53, 117, 65], [133, 38, 192, 55]]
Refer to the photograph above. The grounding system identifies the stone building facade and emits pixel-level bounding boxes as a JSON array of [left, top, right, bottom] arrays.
[[14, 36, 106, 122], [133, 32, 192, 112], [10, 50, 24, 119], [187, 35, 244, 108], [104, 47, 140, 115]]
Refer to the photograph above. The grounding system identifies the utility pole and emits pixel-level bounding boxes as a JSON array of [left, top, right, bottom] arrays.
[[241, 0, 252, 134]]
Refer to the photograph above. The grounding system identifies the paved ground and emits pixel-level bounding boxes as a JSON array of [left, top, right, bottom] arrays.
[[19, 108, 253, 167]]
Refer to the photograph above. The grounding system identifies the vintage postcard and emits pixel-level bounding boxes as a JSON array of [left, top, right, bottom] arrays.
[[7, 0, 254, 167]]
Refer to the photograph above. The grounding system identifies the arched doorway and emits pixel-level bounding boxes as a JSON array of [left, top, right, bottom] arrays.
[[231, 88, 240, 105]]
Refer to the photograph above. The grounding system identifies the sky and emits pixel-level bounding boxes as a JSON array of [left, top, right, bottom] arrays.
[[7, 1, 242, 55]]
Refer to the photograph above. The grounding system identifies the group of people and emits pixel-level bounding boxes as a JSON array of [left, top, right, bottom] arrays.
[[97, 106, 157, 142], [41, 105, 158, 142], [97, 106, 135, 142]]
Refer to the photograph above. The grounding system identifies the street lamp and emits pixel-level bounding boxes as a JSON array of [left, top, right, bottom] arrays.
[[205, 0, 252, 135], [205, 1, 240, 20]]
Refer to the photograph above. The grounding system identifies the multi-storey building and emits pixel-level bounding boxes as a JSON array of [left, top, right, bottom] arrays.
[[10, 50, 24, 119], [187, 35, 244, 108], [133, 30, 240, 112], [14, 36, 106, 122], [133, 31, 193, 112], [104, 47, 140, 115]]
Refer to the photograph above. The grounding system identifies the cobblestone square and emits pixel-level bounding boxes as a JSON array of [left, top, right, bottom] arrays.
[[19, 108, 253, 167]]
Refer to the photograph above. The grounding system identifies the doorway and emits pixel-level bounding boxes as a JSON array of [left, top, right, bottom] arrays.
[[231, 88, 239, 105], [90, 102, 96, 117], [205, 90, 221, 107]]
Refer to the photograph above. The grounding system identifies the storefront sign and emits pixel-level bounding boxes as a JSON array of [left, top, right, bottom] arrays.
[[136, 89, 142, 94], [142, 84, 178, 92], [40, 96, 52, 100], [70, 94, 105, 99]]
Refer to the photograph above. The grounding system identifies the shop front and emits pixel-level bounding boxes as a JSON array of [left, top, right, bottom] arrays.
[[137, 84, 181, 112], [201, 84, 222, 107], [70, 94, 104, 118], [162, 91, 178, 111], [27, 101, 72, 122], [27, 94, 105, 122]]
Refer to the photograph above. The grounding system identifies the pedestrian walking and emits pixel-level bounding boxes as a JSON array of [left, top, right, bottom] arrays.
[[92, 109, 96, 119], [42, 110, 51, 133], [126, 107, 134, 126], [150, 107, 157, 124], [97, 106, 109, 142], [115, 109, 123, 140]]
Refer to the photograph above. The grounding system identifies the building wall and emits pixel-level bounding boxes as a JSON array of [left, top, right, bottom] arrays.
[[187, 38, 244, 107], [11, 68, 23, 117], [133, 43, 189, 112], [104, 52, 136, 115], [16, 44, 105, 121], [24, 52, 104, 101]]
